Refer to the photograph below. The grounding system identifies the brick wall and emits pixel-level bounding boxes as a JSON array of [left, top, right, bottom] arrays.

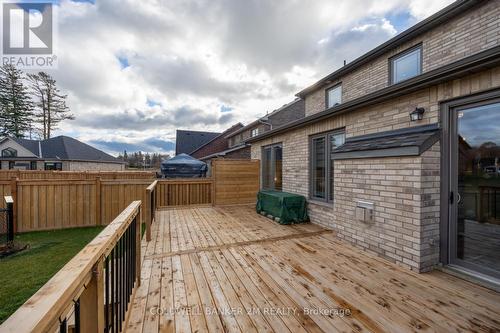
[[305, 1, 500, 116], [251, 66, 500, 272], [67, 161, 125, 171]]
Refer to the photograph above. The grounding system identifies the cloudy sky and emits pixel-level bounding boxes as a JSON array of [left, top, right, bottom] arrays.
[[46, 0, 455, 156]]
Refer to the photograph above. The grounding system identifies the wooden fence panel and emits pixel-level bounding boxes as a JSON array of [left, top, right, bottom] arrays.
[[213, 159, 260, 205], [157, 179, 213, 207], [16, 180, 97, 232], [0, 170, 155, 180], [0, 182, 11, 209], [100, 180, 150, 226]]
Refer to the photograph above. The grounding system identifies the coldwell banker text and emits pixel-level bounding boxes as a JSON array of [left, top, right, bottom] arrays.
[[1, 1, 57, 69]]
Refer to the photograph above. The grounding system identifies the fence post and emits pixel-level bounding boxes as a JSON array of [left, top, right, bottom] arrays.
[[5, 196, 14, 242], [96, 177, 102, 226], [79, 258, 105, 332], [10, 177, 18, 233], [211, 160, 216, 206]]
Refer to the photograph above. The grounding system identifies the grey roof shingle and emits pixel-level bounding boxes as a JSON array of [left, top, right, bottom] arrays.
[[175, 130, 220, 155], [11, 136, 121, 163], [332, 124, 440, 160]]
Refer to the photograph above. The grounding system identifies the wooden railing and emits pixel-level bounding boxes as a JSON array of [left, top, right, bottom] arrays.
[[157, 178, 214, 207], [145, 180, 158, 241], [0, 201, 142, 333]]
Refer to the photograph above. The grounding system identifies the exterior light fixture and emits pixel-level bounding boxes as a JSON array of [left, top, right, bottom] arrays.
[[410, 107, 425, 121]]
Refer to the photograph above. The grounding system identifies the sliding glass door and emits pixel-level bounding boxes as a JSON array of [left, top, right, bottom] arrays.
[[261, 144, 283, 191], [449, 100, 500, 278]]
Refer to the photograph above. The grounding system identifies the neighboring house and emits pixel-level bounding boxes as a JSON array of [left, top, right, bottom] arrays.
[[0, 136, 125, 171], [175, 130, 220, 156], [248, 0, 500, 285], [226, 98, 305, 150], [190, 123, 244, 161]]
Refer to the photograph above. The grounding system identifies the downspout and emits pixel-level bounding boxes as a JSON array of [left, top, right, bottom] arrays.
[[258, 118, 272, 130]]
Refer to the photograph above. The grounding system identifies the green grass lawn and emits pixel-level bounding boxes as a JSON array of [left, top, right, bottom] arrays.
[[0, 226, 104, 324]]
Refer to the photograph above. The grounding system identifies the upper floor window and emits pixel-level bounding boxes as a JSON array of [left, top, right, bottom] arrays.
[[251, 128, 259, 137], [326, 85, 342, 108], [2, 147, 17, 157], [390, 45, 422, 84]]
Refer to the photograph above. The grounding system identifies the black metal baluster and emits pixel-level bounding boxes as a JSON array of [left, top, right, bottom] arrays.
[[111, 247, 116, 333], [121, 234, 125, 331], [116, 237, 121, 332], [74, 298, 80, 333], [105, 255, 110, 333], [59, 318, 67, 333], [128, 225, 132, 301]]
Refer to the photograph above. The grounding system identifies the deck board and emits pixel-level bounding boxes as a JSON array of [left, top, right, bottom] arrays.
[[125, 205, 500, 332]]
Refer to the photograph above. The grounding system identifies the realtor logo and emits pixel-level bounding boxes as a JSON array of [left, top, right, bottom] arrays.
[[1, 1, 57, 68]]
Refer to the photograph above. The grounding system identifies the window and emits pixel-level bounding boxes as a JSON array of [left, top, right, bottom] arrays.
[[261, 144, 282, 191], [45, 162, 62, 171], [251, 128, 259, 137], [2, 147, 17, 157], [326, 85, 342, 108], [310, 130, 345, 202], [390, 45, 422, 84], [30, 161, 37, 170]]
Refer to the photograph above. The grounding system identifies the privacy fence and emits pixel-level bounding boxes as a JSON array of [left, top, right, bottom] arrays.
[[0, 170, 155, 180], [2, 159, 260, 233]]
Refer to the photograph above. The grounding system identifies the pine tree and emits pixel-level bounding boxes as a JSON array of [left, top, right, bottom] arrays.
[[28, 72, 74, 139], [0, 65, 34, 138]]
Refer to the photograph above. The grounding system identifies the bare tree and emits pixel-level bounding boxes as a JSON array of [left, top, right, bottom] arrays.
[[28, 72, 74, 139]]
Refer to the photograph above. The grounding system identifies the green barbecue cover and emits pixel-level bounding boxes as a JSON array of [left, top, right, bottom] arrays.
[[256, 190, 309, 224]]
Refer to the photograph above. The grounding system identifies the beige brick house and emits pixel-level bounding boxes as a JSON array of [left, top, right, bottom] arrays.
[[248, 0, 500, 285]]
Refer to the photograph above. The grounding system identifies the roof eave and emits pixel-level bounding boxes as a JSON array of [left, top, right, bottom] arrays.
[[249, 45, 500, 143], [296, 0, 480, 98]]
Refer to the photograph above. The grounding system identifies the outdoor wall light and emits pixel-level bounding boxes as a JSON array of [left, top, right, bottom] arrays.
[[410, 107, 425, 121]]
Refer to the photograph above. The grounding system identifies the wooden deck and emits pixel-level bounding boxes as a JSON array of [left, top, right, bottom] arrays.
[[126, 205, 500, 333]]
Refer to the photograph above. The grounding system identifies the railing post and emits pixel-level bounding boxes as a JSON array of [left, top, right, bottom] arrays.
[[5, 196, 14, 243], [79, 258, 105, 332], [9, 177, 17, 233], [146, 189, 152, 242]]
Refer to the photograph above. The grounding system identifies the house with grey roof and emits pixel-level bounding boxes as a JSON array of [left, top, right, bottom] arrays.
[[0, 136, 125, 171]]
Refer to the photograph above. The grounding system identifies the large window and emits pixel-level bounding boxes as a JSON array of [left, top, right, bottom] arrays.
[[261, 144, 282, 191], [390, 45, 422, 84], [326, 84, 342, 108], [310, 130, 345, 202], [45, 162, 63, 171], [2, 147, 17, 157]]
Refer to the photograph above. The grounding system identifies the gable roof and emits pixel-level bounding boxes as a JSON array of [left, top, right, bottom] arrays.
[[8, 136, 122, 163], [296, 0, 481, 98], [175, 130, 220, 155]]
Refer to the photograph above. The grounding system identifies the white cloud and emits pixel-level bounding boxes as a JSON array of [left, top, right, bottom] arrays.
[[40, 0, 455, 156]]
